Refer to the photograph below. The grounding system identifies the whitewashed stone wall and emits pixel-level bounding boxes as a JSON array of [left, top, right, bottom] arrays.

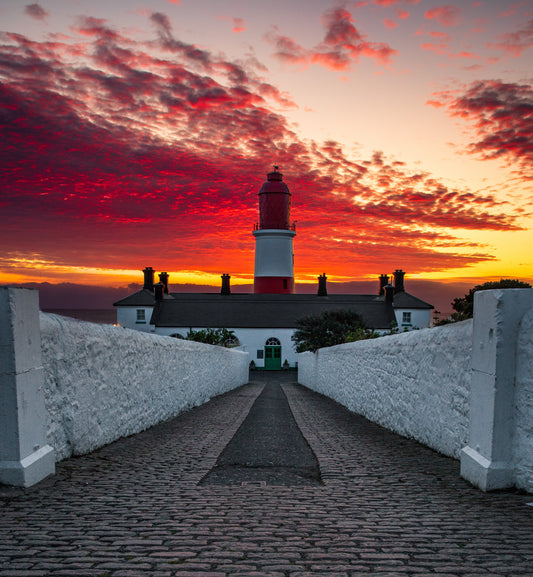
[[298, 320, 473, 459], [40, 312, 249, 461], [299, 289, 533, 494], [514, 306, 533, 491]]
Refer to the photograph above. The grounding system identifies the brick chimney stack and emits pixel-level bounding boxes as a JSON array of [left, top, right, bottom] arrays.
[[394, 269, 405, 293], [158, 272, 169, 294], [379, 274, 389, 296], [318, 273, 328, 296], [221, 274, 231, 295], [143, 267, 154, 291]]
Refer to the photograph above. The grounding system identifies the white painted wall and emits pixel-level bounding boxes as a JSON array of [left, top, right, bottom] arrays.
[[461, 289, 533, 491], [394, 307, 431, 329], [515, 304, 533, 491], [40, 312, 249, 461], [299, 288, 533, 493], [298, 320, 473, 459], [0, 288, 55, 487], [155, 327, 298, 368], [233, 328, 296, 367], [116, 306, 154, 332]]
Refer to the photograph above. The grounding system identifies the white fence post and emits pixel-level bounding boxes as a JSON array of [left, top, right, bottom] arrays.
[[460, 288, 533, 491], [0, 287, 55, 487]]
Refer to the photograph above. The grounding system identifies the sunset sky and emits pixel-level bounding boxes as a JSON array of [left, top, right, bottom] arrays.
[[1, 0, 532, 304]]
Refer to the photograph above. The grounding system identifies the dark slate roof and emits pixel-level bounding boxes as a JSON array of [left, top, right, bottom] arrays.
[[113, 289, 159, 306], [392, 291, 433, 310], [149, 293, 397, 330]]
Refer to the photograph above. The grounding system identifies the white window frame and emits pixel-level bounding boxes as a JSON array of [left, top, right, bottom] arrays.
[[402, 311, 412, 325]]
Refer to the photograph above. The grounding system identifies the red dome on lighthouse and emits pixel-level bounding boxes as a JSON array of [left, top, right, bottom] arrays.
[[258, 166, 291, 230]]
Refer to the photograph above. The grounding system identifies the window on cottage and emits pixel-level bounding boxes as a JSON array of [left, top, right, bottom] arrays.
[[257, 350, 264, 359], [136, 309, 146, 323], [265, 337, 281, 346], [402, 312, 412, 324]]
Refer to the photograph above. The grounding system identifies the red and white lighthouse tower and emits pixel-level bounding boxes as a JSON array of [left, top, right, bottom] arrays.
[[253, 167, 296, 294]]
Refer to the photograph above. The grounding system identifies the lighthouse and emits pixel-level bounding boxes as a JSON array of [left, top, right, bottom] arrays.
[[253, 167, 296, 293]]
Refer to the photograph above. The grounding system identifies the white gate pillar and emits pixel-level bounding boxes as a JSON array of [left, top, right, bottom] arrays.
[[460, 288, 533, 491], [0, 287, 55, 487]]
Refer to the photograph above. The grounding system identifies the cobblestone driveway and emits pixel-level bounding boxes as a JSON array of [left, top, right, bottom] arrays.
[[1, 373, 532, 577]]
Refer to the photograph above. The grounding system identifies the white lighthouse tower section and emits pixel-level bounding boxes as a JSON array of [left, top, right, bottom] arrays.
[[253, 229, 296, 278]]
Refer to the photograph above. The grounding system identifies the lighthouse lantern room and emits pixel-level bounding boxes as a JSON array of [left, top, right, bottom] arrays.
[[253, 167, 296, 294]]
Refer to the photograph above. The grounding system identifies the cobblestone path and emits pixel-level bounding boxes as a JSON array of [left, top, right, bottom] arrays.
[[1, 372, 532, 577], [201, 380, 320, 486]]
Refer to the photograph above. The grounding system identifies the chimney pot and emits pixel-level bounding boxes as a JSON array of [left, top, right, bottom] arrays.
[[318, 273, 328, 296], [379, 274, 389, 296], [158, 272, 169, 294], [143, 267, 155, 292], [221, 273, 231, 295], [394, 269, 405, 293]]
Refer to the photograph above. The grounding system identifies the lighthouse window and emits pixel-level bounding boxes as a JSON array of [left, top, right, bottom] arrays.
[[283, 279, 288, 289]]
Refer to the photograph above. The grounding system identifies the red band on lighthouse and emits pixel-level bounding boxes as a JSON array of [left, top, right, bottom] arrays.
[[254, 276, 294, 294]]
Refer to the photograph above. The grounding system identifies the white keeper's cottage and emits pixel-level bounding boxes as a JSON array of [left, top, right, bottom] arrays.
[[115, 168, 433, 369]]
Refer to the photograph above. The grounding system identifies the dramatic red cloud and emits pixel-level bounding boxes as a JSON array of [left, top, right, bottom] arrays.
[[384, 19, 399, 30], [421, 42, 448, 55], [232, 18, 246, 33], [0, 14, 524, 284], [268, 6, 398, 71], [428, 31, 450, 39], [425, 5, 461, 27], [24, 3, 48, 21], [429, 80, 533, 174], [488, 19, 533, 57], [420, 42, 478, 60], [218, 15, 246, 33], [373, 0, 421, 5]]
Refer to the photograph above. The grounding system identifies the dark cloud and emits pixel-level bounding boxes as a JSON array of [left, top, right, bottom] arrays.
[[430, 80, 533, 173], [150, 11, 213, 69], [488, 19, 533, 57], [268, 6, 397, 71], [73, 16, 121, 42], [24, 3, 48, 21], [0, 16, 524, 280]]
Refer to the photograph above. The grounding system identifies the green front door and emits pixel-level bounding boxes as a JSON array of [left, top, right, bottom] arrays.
[[264, 346, 282, 370]]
